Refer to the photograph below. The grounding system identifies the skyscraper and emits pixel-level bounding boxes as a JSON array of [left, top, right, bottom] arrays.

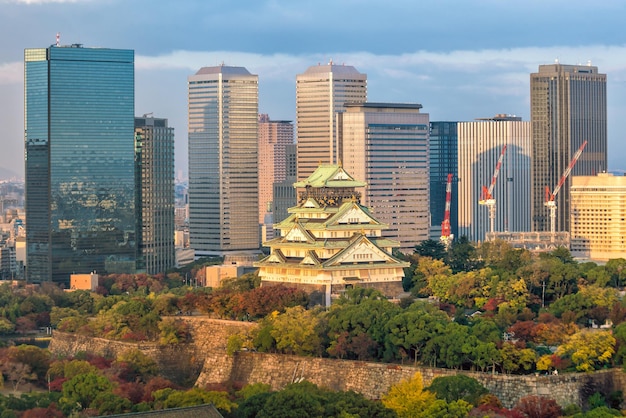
[[25, 44, 136, 284], [530, 63, 607, 233], [296, 62, 367, 181], [188, 65, 259, 255], [257, 114, 294, 225], [570, 173, 626, 261], [340, 103, 430, 252], [135, 116, 175, 275], [272, 143, 297, 226], [429, 122, 459, 241], [457, 116, 531, 242]]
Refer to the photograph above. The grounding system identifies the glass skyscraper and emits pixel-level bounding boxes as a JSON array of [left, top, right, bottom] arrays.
[[135, 116, 175, 275], [429, 122, 459, 241], [24, 45, 136, 283], [530, 63, 607, 233]]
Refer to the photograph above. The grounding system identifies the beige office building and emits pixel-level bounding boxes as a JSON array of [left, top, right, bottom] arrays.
[[296, 62, 367, 181], [188, 65, 259, 255], [530, 64, 607, 233], [570, 173, 626, 261], [258, 114, 294, 224], [340, 103, 430, 252], [458, 116, 532, 242]]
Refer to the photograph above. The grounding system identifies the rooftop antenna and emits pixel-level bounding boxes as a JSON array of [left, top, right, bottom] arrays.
[[56, 32, 60, 47]]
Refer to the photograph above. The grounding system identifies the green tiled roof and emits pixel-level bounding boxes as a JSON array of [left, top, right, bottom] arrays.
[[101, 404, 223, 418], [293, 164, 367, 188]]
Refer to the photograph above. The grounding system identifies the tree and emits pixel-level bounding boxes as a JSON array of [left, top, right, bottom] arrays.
[[6, 345, 50, 384], [446, 236, 481, 273], [115, 349, 158, 382], [0, 318, 15, 334], [326, 296, 401, 360], [159, 388, 235, 414], [556, 330, 615, 371], [606, 258, 626, 288], [59, 371, 113, 412], [500, 342, 536, 374], [414, 239, 447, 260], [384, 303, 449, 364], [426, 375, 488, 406], [0, 361, 36, 393], [256, 382, 324, 418], [513, 395, 562, 418], [270, 306, 323, 356], [382, 372, 463, 418]]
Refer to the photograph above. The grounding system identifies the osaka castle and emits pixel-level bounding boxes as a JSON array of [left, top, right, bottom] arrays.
[[255, 164, 409, 306]]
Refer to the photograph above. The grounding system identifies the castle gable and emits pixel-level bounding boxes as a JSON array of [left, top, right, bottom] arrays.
[[325, 235, 395, 266], [284, 224, 315, 243], [328, 203, 379, 226], [300, 250, 322, 266], [265, 249, 286, 264], [302, 198, 320, 209]]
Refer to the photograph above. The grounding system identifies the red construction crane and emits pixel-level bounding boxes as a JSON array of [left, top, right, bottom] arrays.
[[479, 145, 507, 237], [440, 173, 454, 246], [545, 140, 588, 242]]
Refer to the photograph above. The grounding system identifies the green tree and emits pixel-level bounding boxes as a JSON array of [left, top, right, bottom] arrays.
[[426, 375, 488, 406], [414, 239, 447, 260], [384, 303, 449, 364], [115, 349, 158, 382], [90, 392, 132, 415], [446, 236, 481, 273], [159, 388, 236, 414], [0, 318, 15, 335], [500, 342, 536, 374], [270, 306, 322, 356], [60, 371, 114, 412], [606, 258, 626, 288], [326, 295, 401, 360]]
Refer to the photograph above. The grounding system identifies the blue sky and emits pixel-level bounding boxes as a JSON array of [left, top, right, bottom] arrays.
[[1, 0, 626, 178]]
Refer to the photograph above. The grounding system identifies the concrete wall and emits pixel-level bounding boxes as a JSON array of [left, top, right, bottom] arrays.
[[49, 317, 625, 408]]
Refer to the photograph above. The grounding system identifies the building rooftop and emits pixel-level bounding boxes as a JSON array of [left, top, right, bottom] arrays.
[[293, 164, 366, 189], [300, 62, 365, 76], [195, 65, 252, 76]]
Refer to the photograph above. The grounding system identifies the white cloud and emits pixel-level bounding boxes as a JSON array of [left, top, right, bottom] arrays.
[[0, 62, 22, 85], [136, 44, 626, 80]]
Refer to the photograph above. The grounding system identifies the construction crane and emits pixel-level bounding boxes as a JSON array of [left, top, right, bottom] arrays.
[[544, 140, 588, 242], [479, 145, 507, 237], [440, 173, 454, 247]]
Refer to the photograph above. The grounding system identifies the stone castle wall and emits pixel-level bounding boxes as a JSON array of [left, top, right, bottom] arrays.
[[49, 317, 625, 408]]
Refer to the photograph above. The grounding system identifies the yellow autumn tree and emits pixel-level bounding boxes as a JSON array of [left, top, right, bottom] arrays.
[[382, 372, 438, 418], [556, 330, 615, 372]]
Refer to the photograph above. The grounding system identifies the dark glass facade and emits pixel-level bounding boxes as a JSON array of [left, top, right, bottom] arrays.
[[530, 64, 607, 233], [25, 45, 136, 283], [429, 122, 459, 239], [134, 117, 175, 275]]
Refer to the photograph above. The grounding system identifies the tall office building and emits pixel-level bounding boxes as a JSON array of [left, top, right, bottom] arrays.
[[458, 116, 532, 242], [135, 116, 175, 275], [272, 144, 297, 226], [258, 114, 294, 224], [429, 122, 459, 240], [570, 173, 626, 261], [188, 65, 259, 255], [530, 63, 607, 233], [340, 103, 430, 252], [296, 62, 367, 181], [25, 44, 135, 283]]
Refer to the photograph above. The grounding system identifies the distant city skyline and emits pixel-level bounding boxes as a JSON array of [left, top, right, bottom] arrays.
[[2, 1, 626, 178]]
